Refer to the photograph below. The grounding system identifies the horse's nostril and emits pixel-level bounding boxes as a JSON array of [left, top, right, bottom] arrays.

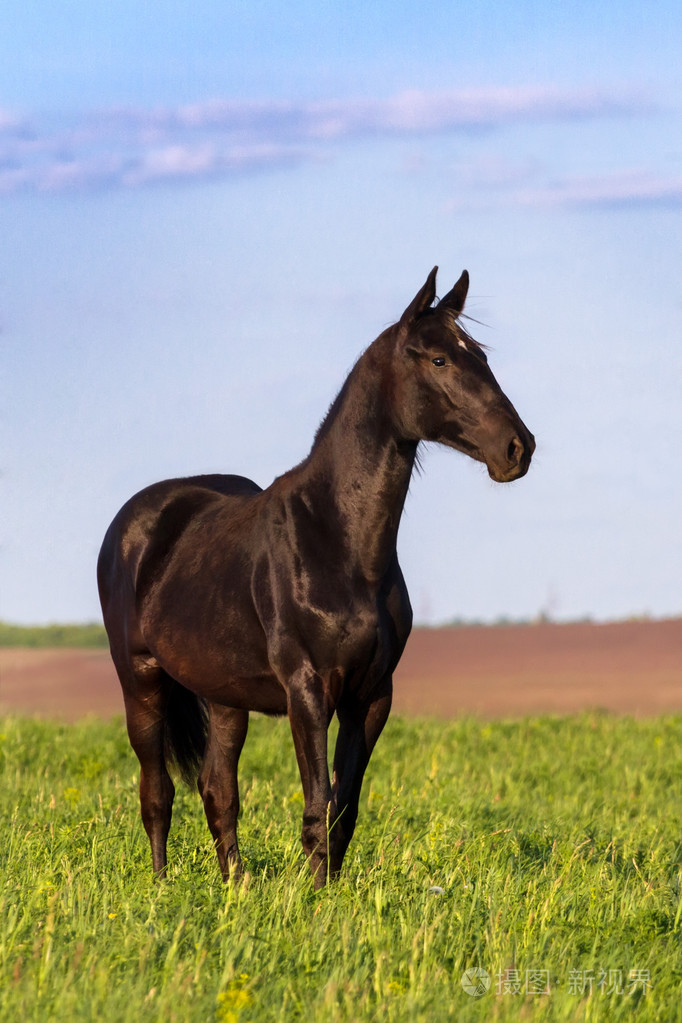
[[507, 437, 523, 464]]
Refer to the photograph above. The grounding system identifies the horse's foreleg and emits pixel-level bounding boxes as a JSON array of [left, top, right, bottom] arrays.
[[287, 680, 336, 888], [330, 676, 393, 877], [197, 704, 249, 881]]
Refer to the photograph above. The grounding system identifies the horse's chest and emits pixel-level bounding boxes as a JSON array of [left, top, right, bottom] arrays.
[[342, 618, 395, 695], [253, 545, 410, 691], [274, 603, 398, 694]]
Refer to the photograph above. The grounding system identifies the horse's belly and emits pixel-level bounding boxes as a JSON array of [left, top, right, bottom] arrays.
[[158, 643, 288, 715], [203, 672, 288, 715]]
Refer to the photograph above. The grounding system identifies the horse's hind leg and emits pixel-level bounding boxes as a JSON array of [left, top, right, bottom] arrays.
[[197, 704, 249, 880], [118, 655, 176, 877]]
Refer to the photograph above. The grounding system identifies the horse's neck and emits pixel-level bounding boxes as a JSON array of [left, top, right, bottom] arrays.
[[294, 341, 417, 579]]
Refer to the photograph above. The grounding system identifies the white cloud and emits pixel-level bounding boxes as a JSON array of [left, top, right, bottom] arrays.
[[111, 85, 646, 140], [0, 86, 656, 196], [444, 163, 682, 212], [0, 108, 25, 133], [122, 143, 219, 186], [513, 169, 682, 208], [120, 141, 305, 187]]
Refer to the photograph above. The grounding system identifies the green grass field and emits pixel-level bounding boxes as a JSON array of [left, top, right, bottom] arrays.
[[2, 712, 682, 1021]]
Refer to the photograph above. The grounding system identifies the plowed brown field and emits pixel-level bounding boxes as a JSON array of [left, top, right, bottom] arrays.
[[1, 619, 680, 722]]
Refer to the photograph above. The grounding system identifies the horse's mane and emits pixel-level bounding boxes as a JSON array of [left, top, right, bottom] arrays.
[[313, 374, 355, 446]]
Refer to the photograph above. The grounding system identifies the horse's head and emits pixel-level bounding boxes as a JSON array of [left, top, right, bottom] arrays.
[[393, 267, 535, 482]]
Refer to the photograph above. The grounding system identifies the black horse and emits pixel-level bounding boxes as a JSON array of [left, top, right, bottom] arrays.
[[98, 267, 534, 887]]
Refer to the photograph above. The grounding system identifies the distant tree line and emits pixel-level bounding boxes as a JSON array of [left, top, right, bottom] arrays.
[[0, 621, 109, 648], [0, 613, 662, 648]]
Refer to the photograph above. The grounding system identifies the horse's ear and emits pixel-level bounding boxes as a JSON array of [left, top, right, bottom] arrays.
[[399, 266, 438, 326], [438, 269, 469, 316]]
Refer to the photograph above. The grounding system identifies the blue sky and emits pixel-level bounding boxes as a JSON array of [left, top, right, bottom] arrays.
[[1, 1, 681, 625]]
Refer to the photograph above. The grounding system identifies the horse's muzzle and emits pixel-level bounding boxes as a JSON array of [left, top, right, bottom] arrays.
[[487, 428, 535, 482]]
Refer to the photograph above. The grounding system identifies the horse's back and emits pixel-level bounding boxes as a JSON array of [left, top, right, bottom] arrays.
[[176, 474, 263, 499], [97, 474, 262, 615]]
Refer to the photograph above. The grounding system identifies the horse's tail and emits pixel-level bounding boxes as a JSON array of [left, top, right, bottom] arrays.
[[164, 677, 208, 786]]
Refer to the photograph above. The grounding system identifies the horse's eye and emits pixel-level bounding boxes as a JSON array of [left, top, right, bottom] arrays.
[[432, 357, 446, 367]]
